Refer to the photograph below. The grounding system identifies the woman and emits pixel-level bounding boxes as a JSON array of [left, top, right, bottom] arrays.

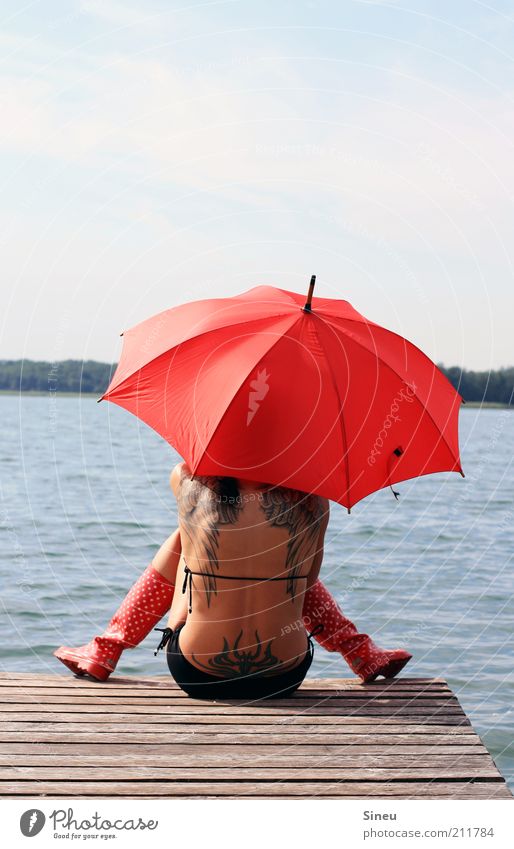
[[54, 464, 411, 690], [153, 464, 329, 698]]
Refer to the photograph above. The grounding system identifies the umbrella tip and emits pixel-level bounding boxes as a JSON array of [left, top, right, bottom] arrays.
[[97, 396, 103, 403], [302, 275, 316, 312]]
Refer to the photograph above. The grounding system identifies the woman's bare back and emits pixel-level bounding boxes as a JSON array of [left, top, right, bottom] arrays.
[[168, 467, 328, 678]]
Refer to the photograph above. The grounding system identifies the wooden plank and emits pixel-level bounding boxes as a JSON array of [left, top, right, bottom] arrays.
[[170, 783, 513, 799], [228, 787, 513, 799], [2, 697, 452, 707], [0, 697, 459, 718], [0, 688, 455, 700], [0, 740, 490, 765], [0, 674, 451, 687], [0, 697, 466, 715], [0, 715, 476, 735], [0, 687, 462, 713], [2, 705, 474, 734], [0, 762, 500, 780], [0, 744, 495, 762], [0, 676, 453, 688], [0, 674, 448, 685], [0, 707, 473, 726], [0, 729, 488, 751], [0, 748, 496, 766], [0, 735, 487, 766], [0, 688, 458, 704], [0, 780, 508, 798], [0, 724, 484, 745]]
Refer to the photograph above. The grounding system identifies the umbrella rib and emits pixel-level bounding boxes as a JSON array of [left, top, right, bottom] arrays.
[[317, 313, 462, 467], [309, 317, 352, 513]]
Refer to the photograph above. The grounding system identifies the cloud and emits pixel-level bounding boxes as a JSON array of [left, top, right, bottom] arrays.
[[0, 4, 511, 367], [1, 48, 513, 253], [0, 14, 513, 272]]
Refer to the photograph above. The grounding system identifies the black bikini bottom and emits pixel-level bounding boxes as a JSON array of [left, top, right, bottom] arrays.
[[156, 623, 315, 700]]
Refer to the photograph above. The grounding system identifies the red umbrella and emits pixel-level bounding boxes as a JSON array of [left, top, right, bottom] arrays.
[[99, 277, 464, 511]]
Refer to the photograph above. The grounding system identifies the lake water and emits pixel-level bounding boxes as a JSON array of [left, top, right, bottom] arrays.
[[1, 395, 513, 789]]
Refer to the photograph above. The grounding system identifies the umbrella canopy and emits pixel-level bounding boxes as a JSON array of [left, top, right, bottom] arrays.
[[100, 280, 464, 511]]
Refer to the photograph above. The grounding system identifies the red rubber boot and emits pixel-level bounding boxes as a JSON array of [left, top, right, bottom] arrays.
[[302, 579, 412, 683], [53, 563, 175, 681]]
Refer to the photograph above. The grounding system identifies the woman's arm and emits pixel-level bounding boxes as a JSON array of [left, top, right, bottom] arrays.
[[151, 528, 182, 583]]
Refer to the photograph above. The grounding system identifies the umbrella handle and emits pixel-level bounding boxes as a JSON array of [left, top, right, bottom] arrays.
[[302, 275, 316, 312]]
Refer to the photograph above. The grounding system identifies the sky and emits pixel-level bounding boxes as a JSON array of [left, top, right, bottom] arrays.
[[0, 0, 513, 369]]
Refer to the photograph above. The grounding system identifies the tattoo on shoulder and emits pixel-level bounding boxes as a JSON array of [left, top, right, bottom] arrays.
[[176, 473, 243, 606], [260, 488, 324, 600]]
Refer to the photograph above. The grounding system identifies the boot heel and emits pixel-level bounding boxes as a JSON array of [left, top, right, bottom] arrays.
[[379, 652, 412, 680], [74, 658, 113, 682]]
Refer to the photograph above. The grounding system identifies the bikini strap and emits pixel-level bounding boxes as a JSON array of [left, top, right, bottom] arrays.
[[307, 623, 324, 640], [182, 565, 194, 614], [153, 627, 174, 655], [181, 562, 309, 614], [183, 565, 308, 583]]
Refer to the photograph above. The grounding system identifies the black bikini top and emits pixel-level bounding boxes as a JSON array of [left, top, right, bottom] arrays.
[[182, 561, 308, 613]]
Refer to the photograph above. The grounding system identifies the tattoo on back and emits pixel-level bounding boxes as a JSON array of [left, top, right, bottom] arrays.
[[191, 630, 301, 678], [176, 469, 324, 606], [259, 488, 324, 600], [177, 471, 242, 607]]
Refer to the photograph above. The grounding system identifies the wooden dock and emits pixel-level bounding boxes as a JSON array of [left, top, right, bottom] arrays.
[[0, 672, 511, 799]]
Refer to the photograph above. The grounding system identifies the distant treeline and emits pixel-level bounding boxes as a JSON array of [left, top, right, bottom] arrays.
[[0, 359, 512, 405], [438, 365, 513, 406], [0, 360, 116, 395]]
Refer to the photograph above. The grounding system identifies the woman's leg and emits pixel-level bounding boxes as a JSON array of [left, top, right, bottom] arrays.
[[302, 580, 411, 683], [53, 530, 182, 681]]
